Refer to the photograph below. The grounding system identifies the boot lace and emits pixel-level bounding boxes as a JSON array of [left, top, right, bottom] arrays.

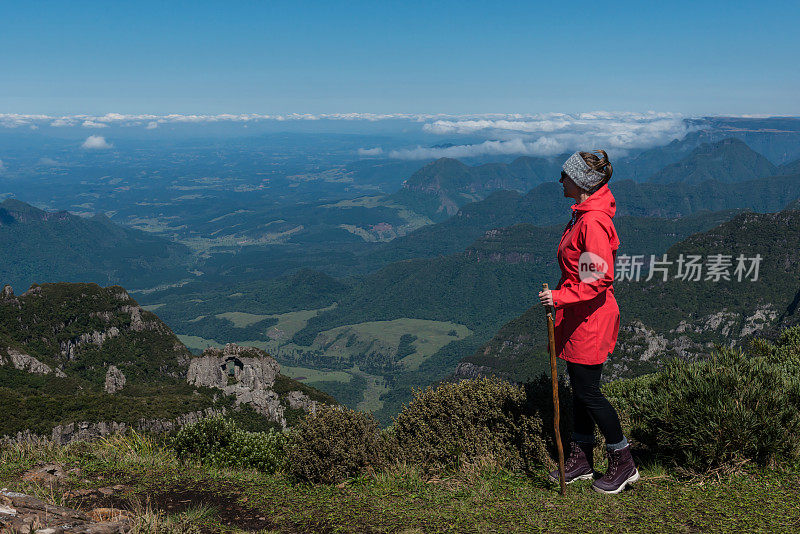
[[605, 449, 620, 478], [565, 442, 583, 469]]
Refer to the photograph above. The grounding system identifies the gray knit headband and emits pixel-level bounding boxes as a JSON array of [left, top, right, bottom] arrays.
[[562, 152, 605, 191]]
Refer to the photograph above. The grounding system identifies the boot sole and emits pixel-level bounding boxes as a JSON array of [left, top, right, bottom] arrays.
[[549, 472, 594, 485], [592, 469, 640, 494]]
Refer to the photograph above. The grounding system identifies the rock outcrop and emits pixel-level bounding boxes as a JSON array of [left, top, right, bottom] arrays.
[[1, 285, 13, 300], [285, 390, 318, 414], [104, 365, 126, 394], [2, 408, 227, 446], [453, 361, 495, 380], [0, 348, 66, 378], [60, 328, 121, 361], [187, 344, 285, 426]]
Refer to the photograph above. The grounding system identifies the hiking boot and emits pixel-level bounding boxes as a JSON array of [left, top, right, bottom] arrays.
[[549, 441, 594, 484], [592, 444, 639, 494]]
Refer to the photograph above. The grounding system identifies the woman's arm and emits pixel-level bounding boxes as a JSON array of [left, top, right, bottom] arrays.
[[549, 218, 615, 308]]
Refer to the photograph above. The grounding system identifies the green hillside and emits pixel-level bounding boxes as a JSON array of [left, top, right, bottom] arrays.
[[140, 268, 351, 345], [0, 199, 194, 291]]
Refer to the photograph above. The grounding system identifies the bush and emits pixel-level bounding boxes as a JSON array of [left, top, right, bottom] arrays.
[[171, 415, 286, 473], [612, 327, 800, 472], [392, 376, 551, 471], [287, 405, 385, 484]]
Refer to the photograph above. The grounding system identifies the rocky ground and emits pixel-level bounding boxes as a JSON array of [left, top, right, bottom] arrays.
[[1, 464, 132, 533]]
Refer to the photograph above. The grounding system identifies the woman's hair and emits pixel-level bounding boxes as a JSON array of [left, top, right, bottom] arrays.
[[579, 150, 613, 193]]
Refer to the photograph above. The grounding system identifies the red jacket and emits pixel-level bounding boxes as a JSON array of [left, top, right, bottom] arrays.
[[550, 184, 620, 365]]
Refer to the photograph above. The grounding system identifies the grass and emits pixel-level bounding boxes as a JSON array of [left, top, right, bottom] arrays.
[[1, 434, 798, 533], [278, 318, 472, 372], [261, 306, 336, 343], [279, 365, 352, 384], [177, 335, 226, 352], [319, 195, 433, 236], [217, 312, 272, 328]]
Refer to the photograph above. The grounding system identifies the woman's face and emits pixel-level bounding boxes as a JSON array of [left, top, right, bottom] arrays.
[[560, 172, 583, 200]]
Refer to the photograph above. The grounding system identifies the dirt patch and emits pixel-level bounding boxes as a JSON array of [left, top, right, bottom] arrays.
[[147, 485, 277, 532]]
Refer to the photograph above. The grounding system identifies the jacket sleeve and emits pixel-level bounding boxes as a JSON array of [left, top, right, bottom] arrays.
[[550, 218, 615, 308]]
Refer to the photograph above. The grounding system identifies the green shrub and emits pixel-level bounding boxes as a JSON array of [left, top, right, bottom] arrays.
[[171, 415, 286, 473], [613, 327, 800, 472], [287, 405, 385, 484], [392, 376, 550, 471]]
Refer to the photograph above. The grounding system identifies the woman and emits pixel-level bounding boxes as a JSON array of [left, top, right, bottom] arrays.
[[538, 150, 638, 495]]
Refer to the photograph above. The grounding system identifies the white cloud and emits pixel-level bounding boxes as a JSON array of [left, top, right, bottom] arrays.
[[422, 112, 686, 139], [389, 138, 567, 160], [393, 112, 695, 160], [51, 118, 76, 127], [0, 114, 49, 128], [81, 135, 113, 149], [0, 159, 5, 173], [357, 147, 383, 156], [82, 120, 109, 128], [37, 157, 59, 166], [146, 121, 158, 129]]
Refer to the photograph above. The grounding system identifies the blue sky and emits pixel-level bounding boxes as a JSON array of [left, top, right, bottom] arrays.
[[1, 0, 798, 115]]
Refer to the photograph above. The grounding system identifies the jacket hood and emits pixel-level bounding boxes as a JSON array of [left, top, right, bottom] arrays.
[[571, 184, 616, 218]]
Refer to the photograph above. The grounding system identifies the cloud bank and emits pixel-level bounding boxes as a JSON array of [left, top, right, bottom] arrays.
[[81, 135, 112, 149], [391, 112, 693, 159], [0, 111, 700, 159], [0, 112, 463, 129]]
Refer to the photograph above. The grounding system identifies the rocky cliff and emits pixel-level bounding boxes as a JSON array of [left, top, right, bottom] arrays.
[[187, 343, 324, 428]]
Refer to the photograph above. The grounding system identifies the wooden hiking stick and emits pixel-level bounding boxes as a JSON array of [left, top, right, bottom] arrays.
[[543, 283, 566, 495]]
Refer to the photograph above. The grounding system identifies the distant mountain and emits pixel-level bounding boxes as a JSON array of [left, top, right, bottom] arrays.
[[458, 207, 800, 384], [697, 116, 800, 164], [0, 199, 194, 292], [614, 129, 719, 182], [647, 138, 777, 184], [0, 282, 333, 438], [368, 167, 800, 266], [388, 156, 564, 220]]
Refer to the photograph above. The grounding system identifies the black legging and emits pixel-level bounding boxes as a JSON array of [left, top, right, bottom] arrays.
[[567, 361, 625, 446]]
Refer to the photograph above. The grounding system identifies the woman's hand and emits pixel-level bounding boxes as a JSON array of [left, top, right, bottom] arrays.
[[539, 288, 554, 307]]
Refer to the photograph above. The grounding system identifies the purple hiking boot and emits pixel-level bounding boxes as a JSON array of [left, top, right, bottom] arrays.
[[592, 444, 639, 494], [549, 441, 594, 484]]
